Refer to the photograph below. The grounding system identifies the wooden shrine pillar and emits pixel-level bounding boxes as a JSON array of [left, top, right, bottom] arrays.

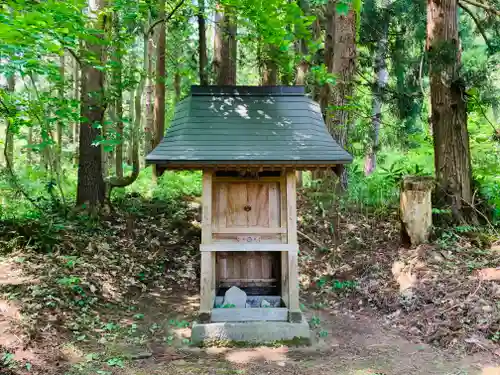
[[200, 169, 214, 322], [286, 170, 301, 322]]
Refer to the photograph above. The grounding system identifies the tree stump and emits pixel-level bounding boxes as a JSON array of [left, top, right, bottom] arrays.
[[400, 176, 434, 246]]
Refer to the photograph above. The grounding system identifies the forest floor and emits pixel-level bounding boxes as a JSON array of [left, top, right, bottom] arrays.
[[1, 193, 500, 375]]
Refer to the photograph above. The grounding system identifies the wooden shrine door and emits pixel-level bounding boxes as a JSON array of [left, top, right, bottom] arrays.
[[212, 180, 283, 294]]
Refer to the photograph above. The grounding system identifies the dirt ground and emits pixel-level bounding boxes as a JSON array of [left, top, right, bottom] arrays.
[[1, 260, 500, 375], [120, 305, 500, 375], [1, 197, 500, 375]]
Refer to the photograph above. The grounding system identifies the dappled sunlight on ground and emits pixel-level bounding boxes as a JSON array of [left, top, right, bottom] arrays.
[[483, 367, 500, 375], [224, 346, 288, 364]]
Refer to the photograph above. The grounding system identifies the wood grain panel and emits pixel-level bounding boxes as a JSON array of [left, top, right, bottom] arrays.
[[268, 182, 280, 228], [247, 183, 270, 227], [227, 183, 247, 227]]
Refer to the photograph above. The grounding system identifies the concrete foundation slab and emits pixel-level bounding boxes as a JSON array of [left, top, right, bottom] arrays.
[[191, 315, 311, 345]]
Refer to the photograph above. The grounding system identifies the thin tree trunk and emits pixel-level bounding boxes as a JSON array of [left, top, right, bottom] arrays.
[[105, 35, 145, 198], [364, 8, 390, 176], [5, 74, 15, 168], [72, 55, 80, 164], [427, 0, 473, 219], [198, 0, 208, 85], [76, 0, 106, 209], [128, 89, 135, 165], [27, 128, 33, 165], [144, 13, 155, 157], [324, 1, 357, 190], [113, 11, 124, 179], [492, 101, 499, 125], [56, 53, 64, 168], [153, 0, 166, 180]]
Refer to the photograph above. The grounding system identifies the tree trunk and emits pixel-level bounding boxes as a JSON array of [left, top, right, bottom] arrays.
[[426, 0, 473, 219], [213, 8, 223, 84], [144, 14, 155, 157], [262, 57, 278, 85], [324, 1, 357, 190], [216, 6, 237, 85], [364, 8, 390, 176], [5, 74, 15, 167], [105, 34, 145, 198], [153, 0, 166, 180], [128, 89, 134, 165], [76, 0, 106, 209], [54, 53, 65, 168], [113, 11, 124, 179], [72, 55, 80, 164], [198, 0, 208, 85], [5, 73, 16, 168]]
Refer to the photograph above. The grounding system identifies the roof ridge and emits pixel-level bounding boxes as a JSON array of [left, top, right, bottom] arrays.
[[190, 85, 305, 96]]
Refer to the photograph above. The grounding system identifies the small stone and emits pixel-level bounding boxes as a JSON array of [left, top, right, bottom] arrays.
[[223, 286, 247, 308], [260, 299, 271, 308], [482, 305, 494, 313]]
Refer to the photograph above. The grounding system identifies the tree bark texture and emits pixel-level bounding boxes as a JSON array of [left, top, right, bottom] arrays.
[[426, 0, 473, 218], [324, 2, 357, 190], [216, 5, 237, 85], [113, 11, 124, 179], [72, 54, 80, 163], [364, 7, 390, 176], [76, 0, 106, 208], [56, 53, 65, 167], [153, 0, 166, 180], [213, 9, 223, 84], [295, 0, 310, 86], [144, 15, 155, 157], [198, 0, 209, 86]]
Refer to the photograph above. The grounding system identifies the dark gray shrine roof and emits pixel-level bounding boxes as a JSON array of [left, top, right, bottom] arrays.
[[146, 86, 353, 168]]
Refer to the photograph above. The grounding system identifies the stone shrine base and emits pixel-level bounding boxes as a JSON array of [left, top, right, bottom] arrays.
[[191, 315, 311, 345]]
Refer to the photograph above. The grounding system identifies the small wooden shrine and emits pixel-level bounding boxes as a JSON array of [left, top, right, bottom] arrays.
[[146, 86, 352, 327]]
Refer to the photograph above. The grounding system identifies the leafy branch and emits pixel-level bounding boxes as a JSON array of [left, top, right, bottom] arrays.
[[459, 2, 494, 53], [146, 0, 187, 36], [459, 0, 500, 16]]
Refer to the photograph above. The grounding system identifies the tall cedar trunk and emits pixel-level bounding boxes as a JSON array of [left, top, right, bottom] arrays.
[[56, 54, 64, 168], [144, 14, 155, 157], [76, 0, 106, 208], [262, 56, 278, 85], [72, 55, 80, 164], [295, 0, 310, 86], [294, 0, 311, 187], [113, 11, 124, 178], [217, 6, 237, 85], [324, 2, 356, 190], [213, 9, 223, 84], [198, 0, 208, 85], [153, 0, 166, 180], [5, 74, 15, 167], [426, 0, 473, 218], [364, 8, 390, 175]]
